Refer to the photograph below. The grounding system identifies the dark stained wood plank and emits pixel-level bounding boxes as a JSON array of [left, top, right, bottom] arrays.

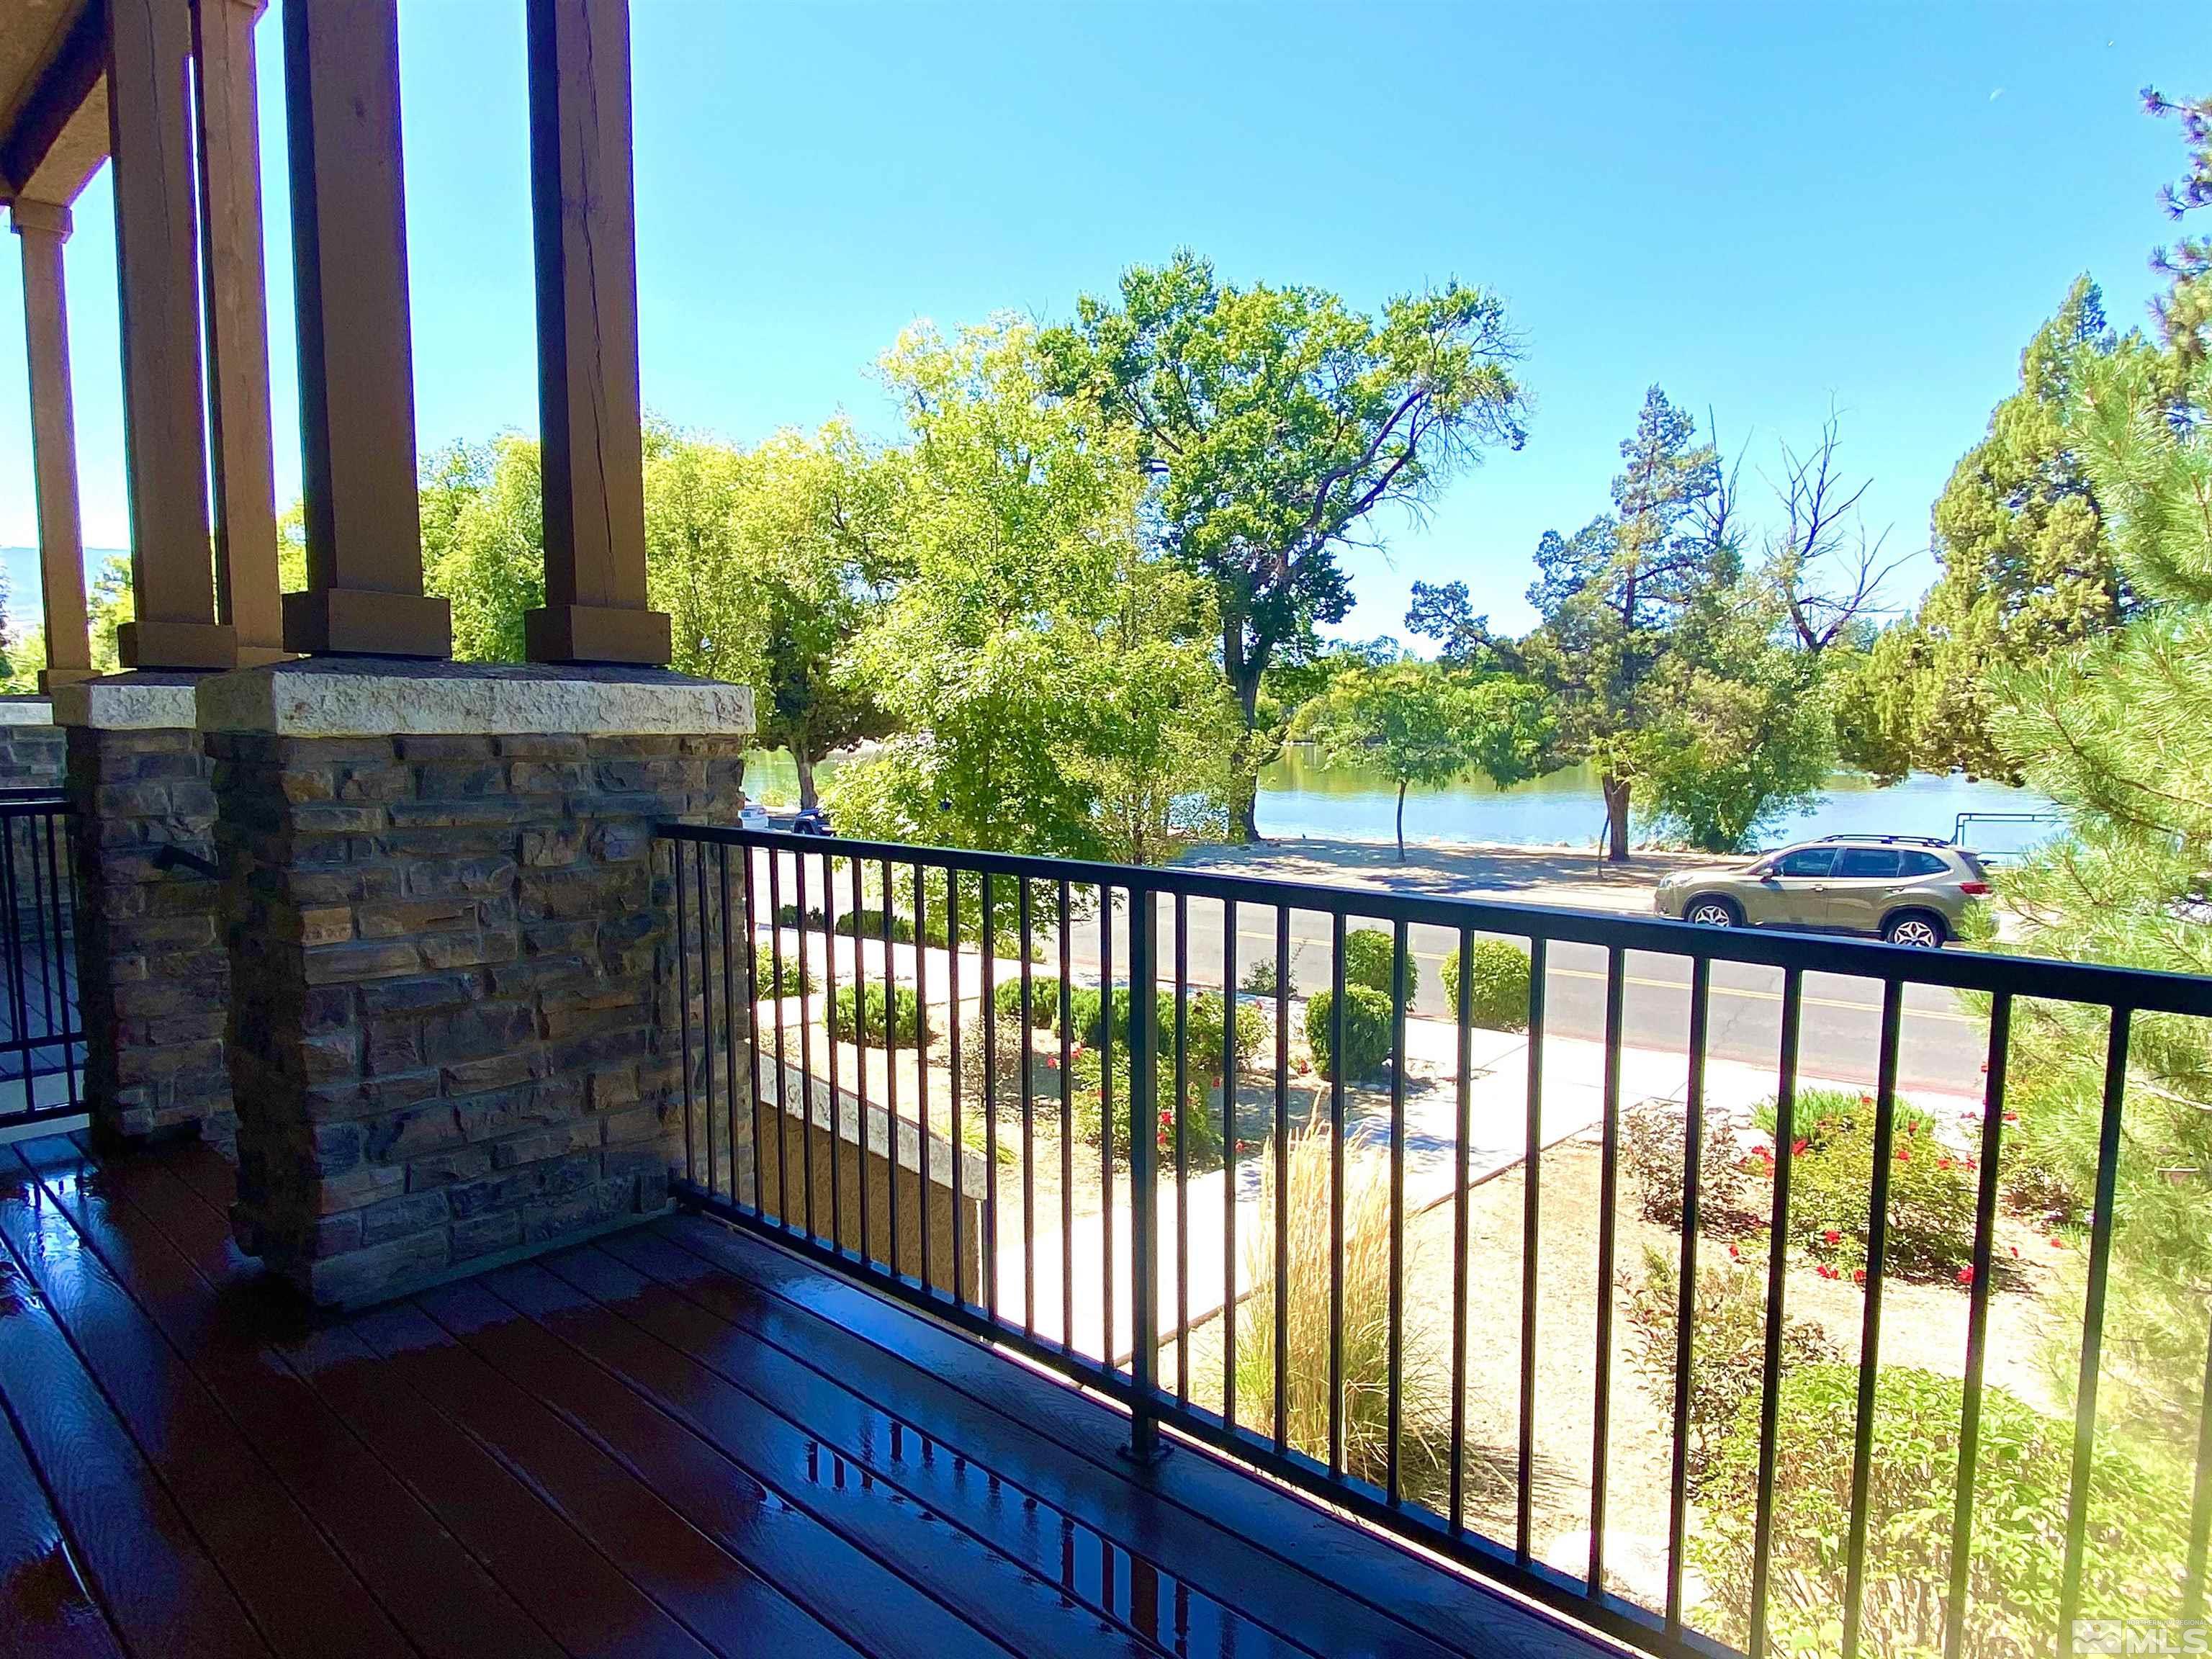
[[22, 1139, 567, 1659], [0, 1147, 410, 1659], [0, 1208, 269, 1657], [598, 1228, 1319, 1659], [526, 1246, 1167, 1659], [422, 1274, 1004, 1659], [0, 1371, 122, 1659], [667, 1216, 1598, 1659], [348, 1297, 858, 1658], [287, 1322, 714, 1659]]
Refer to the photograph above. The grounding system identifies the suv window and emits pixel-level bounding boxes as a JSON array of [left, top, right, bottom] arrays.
[[1898, 850, 1949, 877], [1835, 847, 1902, 878], [1772, 847, 1838, 878]]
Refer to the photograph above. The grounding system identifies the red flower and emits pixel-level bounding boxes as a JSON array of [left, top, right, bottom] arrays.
[[1853, 1268, 1867, 1285], [1896, 1148, 1911, 1164], [1956, 1266, 1976, 1286], [1817, 1264, 1839, 1280], [1728, 1244, 1740, 1260], [1822, 1228, 1841, 1245], [1936, 1157, 1952, 1170], [2002, 1111, 2019, 1124], [2010, 1244, 2020, 1258], [1791, 1139, 1809, 1156], [2050, 1236, 2065, 1249], [1860, 1094, 1875, 1106]]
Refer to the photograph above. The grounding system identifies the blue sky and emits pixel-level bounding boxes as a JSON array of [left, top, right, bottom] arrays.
[[0, 0, 2200, 639]]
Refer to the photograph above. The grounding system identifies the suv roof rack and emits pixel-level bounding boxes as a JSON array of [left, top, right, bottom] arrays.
[[1812, 832, 1954, 848]]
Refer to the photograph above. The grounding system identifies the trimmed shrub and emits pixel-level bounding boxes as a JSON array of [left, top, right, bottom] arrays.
[[1442, 938, 1532, 1031], [773, 902, 827, 932], [1341, 927, 1417, 1007], [750, 943, 816, 1000], [1304, 984, 1395, 1082], [1622, 1245, 1838, 1491], [832, 906, 916, 943], [829, 982, 928, 1046], [992, 974, 1062, 1028], [1693, 1364, 2191, 1658]]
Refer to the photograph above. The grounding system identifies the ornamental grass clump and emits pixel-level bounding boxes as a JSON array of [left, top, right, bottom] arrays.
[[1232, 1123, 1451, 1511]]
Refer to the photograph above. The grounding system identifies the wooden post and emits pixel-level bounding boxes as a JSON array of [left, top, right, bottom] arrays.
[[9, 200, 94, 691], [279, 0, 450, 659], [106, 0, 236, 670], [193, 0, 287, 666], [521, 0, 670, 666]]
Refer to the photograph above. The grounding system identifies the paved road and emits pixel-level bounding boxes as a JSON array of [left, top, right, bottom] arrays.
[[1056, 896, 1989, 1100]]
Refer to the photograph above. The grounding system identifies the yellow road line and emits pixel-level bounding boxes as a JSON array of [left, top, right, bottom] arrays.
[[1228, 928, 1982, 1025]]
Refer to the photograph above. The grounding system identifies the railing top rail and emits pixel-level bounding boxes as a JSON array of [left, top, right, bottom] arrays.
[[659, 822, 2212, 1018]]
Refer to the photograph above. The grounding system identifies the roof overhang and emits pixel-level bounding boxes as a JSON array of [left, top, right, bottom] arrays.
[[0, 0, 108, 210]]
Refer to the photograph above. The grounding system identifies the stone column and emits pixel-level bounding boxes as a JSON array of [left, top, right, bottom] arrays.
[[193, 0, 287, 667], [50, 677, 233, 1147], [9, 199, 94, 691], [199, 658, 751, 1307]]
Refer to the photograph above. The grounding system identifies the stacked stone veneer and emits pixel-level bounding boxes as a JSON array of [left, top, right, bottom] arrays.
[[55, 678, 236, 1146], [212, 719, 749, 1305], [0, 700, 65, 791]]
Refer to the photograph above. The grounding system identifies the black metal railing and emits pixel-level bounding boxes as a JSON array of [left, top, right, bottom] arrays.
[[0, 794, 82, 1129], [658, 823, 2212, 1659]]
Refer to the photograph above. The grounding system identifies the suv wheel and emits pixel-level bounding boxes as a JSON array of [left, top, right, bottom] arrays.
[[1883, 911, 1946, 948], [1685, 896, 1742, 928]]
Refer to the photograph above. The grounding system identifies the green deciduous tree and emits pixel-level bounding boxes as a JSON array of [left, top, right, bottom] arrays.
[[831, 320, 1234, 863], [419, 436, 545, 662], [1295, 660, 1551, 858], [1038, 251, 1529, 840]]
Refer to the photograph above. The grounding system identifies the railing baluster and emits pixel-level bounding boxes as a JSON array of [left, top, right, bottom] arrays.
[[1665, 955, 1712, 1633], [1174, 891, 1190, 1406], [1517, 935, 1547, 1558], [41, 811, 78, 1112], [1101, 883, 1115, 1368], [948, 868, 964, 1304], [1750, 966, 1806, 1659], [915, 862, 933, 1295], [1058, 878, 1074, 1354], [1840, 978, 1906, 1659], [675, 839, 695, 1192], [981, 871, 999, 1319], [1328, 912, 1346, 1480], [850, 853, 870, 1265], [2056, 1006, 2134, 1659], [819, 849, 839, 1251], [696, 841, 719, 1207], [1020, 877, 1037, 1340], [1588, 945, 1625, 1588], [1451, 928, 1475, 1535], [718, 846, 739, 1208], [881, 860, 900, 1277], [1273, 904, 1290, 1453], [1943, 991, 2011, 1659], [768, 850, 790, 1230], [794, 851, 815, 1240], [1220, 895, 1238, 1434], [745, 847, 766, 1214], [1388, 922, 1409, 1507], [1127, 881, 1161, 1462]]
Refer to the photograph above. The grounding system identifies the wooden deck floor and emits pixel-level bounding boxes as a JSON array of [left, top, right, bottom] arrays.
[[0, 1133, 1604, 1659]]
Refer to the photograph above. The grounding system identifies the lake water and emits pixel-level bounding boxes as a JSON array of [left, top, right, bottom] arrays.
[[739, 745, 2056, 856]]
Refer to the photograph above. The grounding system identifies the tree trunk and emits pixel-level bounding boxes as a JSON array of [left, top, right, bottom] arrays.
[[795, 751, 817, 812], [1395, 779, 1408, 861], [1226, 634, 1267, 843], [1601, 773, 1632, 863]]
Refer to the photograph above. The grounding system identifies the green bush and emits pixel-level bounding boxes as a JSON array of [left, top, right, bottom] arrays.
[[1064, 1048, 1224, 1172], [1770, 1089, 1977, 1281], [1622, 1246, 1838, 1491], [1304, 984, 1395, 1082], [992, 974, 1062, 1028], [1241, 958, 1281, 997], [829, 981, 929, 1046], [750, 943, 817, 1000], [773, 902, 827, 932], [832, 906, 916, 943], [1442, 938, 1532, 1030], [1619, 1097, 1766, 1236], [1341, 927, 1416, 1007], [1693, 1364, 2192, 1658]]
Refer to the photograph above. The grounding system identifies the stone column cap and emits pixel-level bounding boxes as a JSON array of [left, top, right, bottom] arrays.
[[0, 696, 57, 727], [195, 655, 755, 738], [51, 670, 207, 729]]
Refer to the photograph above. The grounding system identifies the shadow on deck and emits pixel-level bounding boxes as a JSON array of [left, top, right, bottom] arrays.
[[0, 1133, 1616, 1659]]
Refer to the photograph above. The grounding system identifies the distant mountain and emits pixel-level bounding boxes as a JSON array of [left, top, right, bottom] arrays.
[[0, 547, 127, 634]]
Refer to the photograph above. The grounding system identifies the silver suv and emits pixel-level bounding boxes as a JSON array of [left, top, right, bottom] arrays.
[[1653, 835, 1991, 947]]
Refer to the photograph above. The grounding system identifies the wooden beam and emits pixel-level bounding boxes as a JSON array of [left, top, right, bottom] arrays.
[[192, 0, 284, 665], [106, 0, 233, 670], [0, 0, 106, 205], [10, 199, 94, 689], [279, 0, 449, 659], [521, 0, 670, 667]]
